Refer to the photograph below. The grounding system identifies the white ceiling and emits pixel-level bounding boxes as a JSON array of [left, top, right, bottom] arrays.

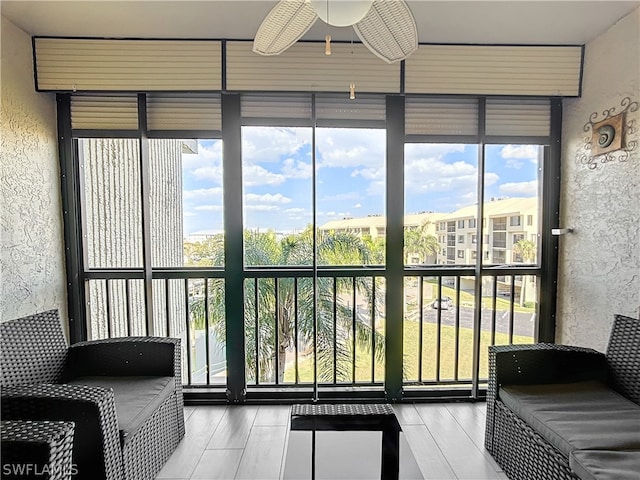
[[2, 0, 638, 45]]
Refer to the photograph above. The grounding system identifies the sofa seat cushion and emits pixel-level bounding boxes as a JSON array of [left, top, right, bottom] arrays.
[[67, 376, 174, 442], [570, 450, 640, 480], [499, 380, 640, 456]]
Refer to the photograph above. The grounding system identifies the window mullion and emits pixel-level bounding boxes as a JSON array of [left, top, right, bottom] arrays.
[[538, 98, 563, 342], [222, 93, 247, 402], [384, 95, 405, 402], [471, 97, 487, 399], [137, 93, 154, 335], [58, 93, 88, 343]]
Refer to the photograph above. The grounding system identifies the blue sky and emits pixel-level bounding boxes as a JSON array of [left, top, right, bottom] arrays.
[[181, 128, 541, 236]]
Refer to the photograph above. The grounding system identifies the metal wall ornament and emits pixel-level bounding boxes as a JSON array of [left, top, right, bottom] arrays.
[[578, 97, 638, 170]]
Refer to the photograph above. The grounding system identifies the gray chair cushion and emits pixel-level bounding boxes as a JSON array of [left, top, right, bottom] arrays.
[[570, 450, 640, 480], [67, 376, 174, 441], [499, 380, 640, 456]]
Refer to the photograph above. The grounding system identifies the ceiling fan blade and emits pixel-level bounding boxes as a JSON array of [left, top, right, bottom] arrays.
[[353, 0, 418, 63], [253, 0, 318, 56]]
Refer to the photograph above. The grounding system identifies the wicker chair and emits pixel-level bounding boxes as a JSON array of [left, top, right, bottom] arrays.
[[0, 309, 185, 480], [485, 314, 640, 480], [1, 420, 75, 480]]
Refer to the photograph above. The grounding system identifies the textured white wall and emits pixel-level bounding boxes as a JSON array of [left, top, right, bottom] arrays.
[[558, 8, 640, 350], [81, 138, 186, 340], [0, 17, 67, 325]]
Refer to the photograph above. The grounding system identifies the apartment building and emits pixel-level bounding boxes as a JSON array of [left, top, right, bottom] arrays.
[[319, 197, 539, 302], [319, 197, 537, 266], [319, 212, 446, 240], [434, 197, 538, 266]]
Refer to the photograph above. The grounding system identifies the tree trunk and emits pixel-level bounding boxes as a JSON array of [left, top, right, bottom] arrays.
[[278, 345, 287, 383]]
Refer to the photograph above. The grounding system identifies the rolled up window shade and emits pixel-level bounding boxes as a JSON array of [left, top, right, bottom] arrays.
[[486, 99, 551, 137], [405, 45, 582, 96], [315, 94, 386, 122], [36, 38, 581, 97], [226, 41, 400, 93], [147, 94, 221, 131], [35, 38, 222, 91], [405, 97, 478, 136], [71, 94, 138, 130], [241, 94, 312, 119]]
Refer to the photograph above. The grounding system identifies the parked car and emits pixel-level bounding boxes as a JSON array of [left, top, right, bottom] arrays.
[[431, 296, 453, 310]]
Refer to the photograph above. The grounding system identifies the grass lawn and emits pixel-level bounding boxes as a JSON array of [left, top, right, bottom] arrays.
[[402, 320, 533, 381], [283, 319, 533, 384]]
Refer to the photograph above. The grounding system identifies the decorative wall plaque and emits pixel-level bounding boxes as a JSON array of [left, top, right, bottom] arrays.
[[578, 97, 638, 170]]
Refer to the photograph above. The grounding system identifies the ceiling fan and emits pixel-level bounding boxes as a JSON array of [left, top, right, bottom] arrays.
[[253, 0, 418, 64]]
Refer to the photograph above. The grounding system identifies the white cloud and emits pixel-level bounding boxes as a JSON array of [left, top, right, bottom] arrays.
[[192, 166, 223, 182], [243, 164, 286, 186], [366, 180, 385, 196], [245, 205, 280, 211], [321, 145, 368, 167], [485, 173, 500, 187], [316, 129, 385, 169], [501, 145, 539, 159], [242, 127, 310, 165], [460, 191, 477, 202], [499, 180, 538, 196], [404, 144, 499, 197], [354, 203, 362, 208], [500, 145, 540, 168], [182, 141, 222, 171], [183, 187, 223, 200], [351, 167, 383, 181], [245, 193, 292, 204], [284, 208, 309, 221], [405, 157, 475, 194], [194, 205, 223, 212], [454, 191, 478, 209], [282, 158, 312, 179]]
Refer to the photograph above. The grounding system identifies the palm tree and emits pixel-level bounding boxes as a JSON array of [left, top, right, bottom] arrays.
[[513, 239, 537, 306], [404, 220, 439, 264], [188, 226, 385, 384], [513, 238, 536, 264], [361, 234, 386, 265], [184, 234, 225, 266]]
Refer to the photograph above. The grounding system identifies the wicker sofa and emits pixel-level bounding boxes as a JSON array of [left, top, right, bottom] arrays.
[[0, 309, 185, 480], [485, 314, 640, 480]]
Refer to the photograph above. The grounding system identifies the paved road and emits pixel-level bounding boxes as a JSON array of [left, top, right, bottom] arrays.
[[413, 305, 535, 338]]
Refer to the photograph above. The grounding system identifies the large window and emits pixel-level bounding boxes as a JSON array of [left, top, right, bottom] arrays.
[[483, 144, 542, 266], [240, 125, 386, 386], [241, 126, 313, 267], [65, 93, 557, 401], [316, 128, 386, 266], [403, 144, 480, 266], [150, 139, 224, 267], [401, 140, 544, 386]]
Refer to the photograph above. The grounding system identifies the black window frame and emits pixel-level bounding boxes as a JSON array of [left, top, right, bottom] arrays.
[[58, 92, 562, 403]]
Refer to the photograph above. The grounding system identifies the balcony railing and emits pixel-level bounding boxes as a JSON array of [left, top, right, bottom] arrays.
[[84, 267, 538, 397], [243, 270, 385, 388]]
